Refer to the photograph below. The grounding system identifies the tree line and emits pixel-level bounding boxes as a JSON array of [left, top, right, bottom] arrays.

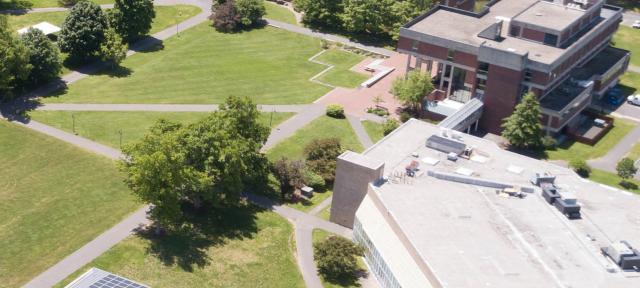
[[1, 0, 156, 101], [293, 0, 435, 40]]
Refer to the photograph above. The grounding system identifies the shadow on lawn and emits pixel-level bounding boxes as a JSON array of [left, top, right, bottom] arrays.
[[138, 204, 263, 272], [0, 0, 32, 11]]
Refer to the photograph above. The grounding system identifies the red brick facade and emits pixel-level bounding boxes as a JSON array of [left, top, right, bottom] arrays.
[[480, 65, 523, 134]]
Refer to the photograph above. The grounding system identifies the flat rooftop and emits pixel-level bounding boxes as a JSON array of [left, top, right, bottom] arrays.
[[513, 1, 586, 32], [403, 1, 621, 66], [362, 119, 640, 288]]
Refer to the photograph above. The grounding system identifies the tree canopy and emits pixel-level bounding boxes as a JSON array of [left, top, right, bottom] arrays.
[[314, 235, 364, 284], [109, 0, 156, 42], [58, 1, 108, 62], [501, 92, 544, 149], [100, 28, 127, 68], [616, 158, 638, 180], [0, 15, 31, 100], [294, 0, 343, 28], [21, 28, 62, 86], [304, 138, 343, 182], [391, 70, 433, 113], [210, 0, 264, 31], [120, 96, 270, 230]]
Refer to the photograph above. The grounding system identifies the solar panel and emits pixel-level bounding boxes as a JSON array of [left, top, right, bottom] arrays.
[[65, 268, 148, 288]]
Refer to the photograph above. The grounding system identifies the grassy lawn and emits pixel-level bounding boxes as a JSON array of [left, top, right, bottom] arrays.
[[267, 116, 364, 161], [29, 111, 293, 149], [0, 120, 139, 288], [264, 1, 297, 25], [42, 23, 334, 104], [54, 210, 305, 288], [287, 189, 332, 213], [608, 0, 640, 13], [362, 120, 384, 144], [312, 229, 364, 288], [545, 118, 636, 162], [318, 205, 331, 221], [315, 49, 369, 88], [613, 26, 640, 67], [0, 0, 113, 9], [588, 169, 640, 194], [619, 72, 640, 97], [626, 142, 640, 160]]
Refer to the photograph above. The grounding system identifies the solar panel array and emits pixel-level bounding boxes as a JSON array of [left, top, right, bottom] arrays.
[[89, 274, 147, 288]]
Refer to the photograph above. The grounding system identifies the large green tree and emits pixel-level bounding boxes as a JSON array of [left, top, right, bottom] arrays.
[[120, 96, 270, 230], [58, 1, 108, 62], [100, 28, 127, 68], [391, 70, 433, 113], [304, 138, 343, 182], [234, 0, 265, 27], [341, 0, 395, 35], [293, 0, 344, 28], [21, 28, 62, 86], [501, 92, 544, 149], [0, 15, 31, 100], [109, 0, 155, 42], [314, 235, 364, 284]]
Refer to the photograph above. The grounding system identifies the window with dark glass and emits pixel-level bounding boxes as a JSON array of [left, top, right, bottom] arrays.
[[447, 49, 455, 61], [524, 69, 533, 82], [411, 40, 419, 51], [510, 25, 521, 37], [478, 62, 489, 75], [476, 78, 487, 90], [543, 33, 558, 46]]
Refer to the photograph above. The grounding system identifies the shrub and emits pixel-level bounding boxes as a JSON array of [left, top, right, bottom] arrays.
[[303, 169, 325, 190], [320, 39, 329, 49], [542, 135, 557, 149], [382, 119, 399, 136], [399, 111, 411, 123], [304, 138, 342, 182], [617, 158, 638, 180], [366, 107, 388, 117], [326, 104, 345, 118], [569, 159, 591, 178], [314, 235, 364, 284]]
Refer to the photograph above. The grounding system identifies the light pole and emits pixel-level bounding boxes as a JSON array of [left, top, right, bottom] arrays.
[[72, 114, 76, 135], [176, 11, 182, 37], [118, 129, 123, 149], [269, 110, 274, 127]]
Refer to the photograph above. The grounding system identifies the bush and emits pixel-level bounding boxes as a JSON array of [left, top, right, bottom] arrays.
[[569, 159, 591, 178], [304, 138, 342, 182], [617, 157, 638, 180], [366, 107, 388, 117], [303, 169, 325, 190], [314, 235, 364, 284], [320, 39, 330, 49], [326, 104, 345, 118], [399, 111, 411, 123], [542, 135, 557, 149], [382, 119, 399, 136]]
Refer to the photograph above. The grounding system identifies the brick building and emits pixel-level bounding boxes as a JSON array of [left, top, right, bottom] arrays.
[[397, 0, 630, 134]]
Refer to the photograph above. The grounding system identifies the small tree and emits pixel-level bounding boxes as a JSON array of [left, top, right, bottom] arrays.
[[304, 138, 343, 182], [314, 235, 364, 284], [109, 0, 155, 42], [210, 0, 240, 32], [0, 15, 31, 99], [100, 28, 127, 68], [326, 104, 345, 118], [382, 118, 399, 136], [235, 0, 265, 27], [569, 159, 591, 178], [617, 157, 638, 186], [501, 92, 544, 149], [58, 1, 108, 62], [391, 70, 433, 114], [21, 28, 62, 86], [271, 158, 306, 200]]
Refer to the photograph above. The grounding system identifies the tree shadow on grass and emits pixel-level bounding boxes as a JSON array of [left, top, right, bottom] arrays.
[[129, 37, 164, 54], [0, 0, 32, 11], [323, 268, 367, 287], [138, 203, 263, 272]]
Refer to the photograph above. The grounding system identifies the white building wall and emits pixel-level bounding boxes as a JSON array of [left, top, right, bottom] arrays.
[[354, 195, 433, 288]]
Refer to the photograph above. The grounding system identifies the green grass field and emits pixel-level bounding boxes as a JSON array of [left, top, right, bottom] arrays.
[[267, 116, 364, 161], [588, 169, 640, 194], [0, 120, 139, 288], [545, 118, 635, 162], [626, 142, 640, 160], [315, 49, 369, 88], [318, 205, 331, 221], [0, 0, 113, 9], [287, 189, 332, 212], [54, 210, 305, 288], [42, 23, 342, 104], [30, 111, 293, 148], [264, 1, 297, 25], [362, 120, 384, 144], [613, 26, 640, 67]]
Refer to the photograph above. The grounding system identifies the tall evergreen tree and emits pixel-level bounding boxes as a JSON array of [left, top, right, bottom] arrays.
[[501, 92, 544, 149], [58, 1, 108, 62], [109, 0, 155, 42]]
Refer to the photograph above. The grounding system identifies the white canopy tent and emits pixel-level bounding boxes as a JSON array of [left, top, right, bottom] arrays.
[[17, 22, 61, 36]]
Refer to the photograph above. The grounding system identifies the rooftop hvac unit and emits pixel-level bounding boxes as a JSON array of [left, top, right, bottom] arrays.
[[530, 173, 556, 186], [603, 241, 640, 271], [426, 135, 467, 155]]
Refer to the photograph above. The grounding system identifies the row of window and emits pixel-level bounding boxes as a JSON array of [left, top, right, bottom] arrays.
[[353, 218, 402, 288]]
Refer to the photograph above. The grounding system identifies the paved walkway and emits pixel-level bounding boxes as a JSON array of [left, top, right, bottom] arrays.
[[23, 207, 150, 288], [622, 11, 640, 27], [308, 196, 332, 216], [347, 114, 374, 149], [261, 103, 326, 151], [588, 126, 640, 180]]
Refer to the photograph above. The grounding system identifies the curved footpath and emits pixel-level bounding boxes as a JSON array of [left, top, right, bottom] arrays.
[[1, 2, 387, 287]]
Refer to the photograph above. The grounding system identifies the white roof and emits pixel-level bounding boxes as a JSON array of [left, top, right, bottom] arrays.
[[18, 22, 61, 35]]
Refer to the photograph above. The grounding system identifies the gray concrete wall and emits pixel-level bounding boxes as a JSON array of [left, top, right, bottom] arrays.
[[330, 151, 385, 228]]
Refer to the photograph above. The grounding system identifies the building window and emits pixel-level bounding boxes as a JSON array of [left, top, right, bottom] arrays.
[[476, 78, 487, 91], [354, 219, 402, 288], [477, 62, 489, 75], [509, 25, 521, 37], [411, 40, 419, 51], [524, 69, 533, 82], [543, 33, 558, 46], [447, 49, 455, 61]]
